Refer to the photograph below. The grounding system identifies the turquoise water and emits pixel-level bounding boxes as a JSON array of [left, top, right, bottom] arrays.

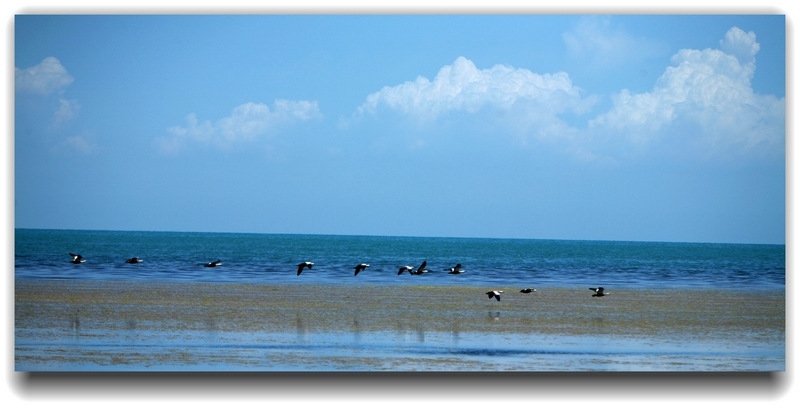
[[15, 228, 785, 289], [14, 229, 785, 371]]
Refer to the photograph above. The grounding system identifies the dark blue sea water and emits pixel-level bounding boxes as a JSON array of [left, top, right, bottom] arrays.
[[14, 228, 785, 290]]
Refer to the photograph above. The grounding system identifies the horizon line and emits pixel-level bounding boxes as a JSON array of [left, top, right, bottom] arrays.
[[13, 226, 786, 246]]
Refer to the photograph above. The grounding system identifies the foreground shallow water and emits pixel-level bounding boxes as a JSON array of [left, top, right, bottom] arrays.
[[15, 279, 785, 371], [16, 329, 784, 372]]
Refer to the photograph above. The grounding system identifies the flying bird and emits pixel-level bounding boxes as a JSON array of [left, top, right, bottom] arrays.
[[520, 288, 537, 293], [354, 263, 369, 276], [204, 260, 222, 268], [486, 290, 503, 301], [410, 260, 428, 275], [398, 265, 414, 275], [446, 264, 465, 274], [297, 261, 314, 276], [125, 257, 143, 264], [590, 287, 609, 297], [69, 253, 85, 264]]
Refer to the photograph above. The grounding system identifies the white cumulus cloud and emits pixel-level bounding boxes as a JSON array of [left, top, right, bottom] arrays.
[[588, 27, 784, 158], [719, 26, 760, 72], [158, 100, 322, 152], [356, 56, 594, 122], [15, 57, 74, 95]]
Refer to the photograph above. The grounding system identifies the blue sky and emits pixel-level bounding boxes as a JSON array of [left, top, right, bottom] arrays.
[[13, 14, 786, 244]]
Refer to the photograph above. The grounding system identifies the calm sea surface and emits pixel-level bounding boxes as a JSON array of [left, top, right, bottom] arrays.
[[14, 228, 785, 289], [15, 229, 785, 371]]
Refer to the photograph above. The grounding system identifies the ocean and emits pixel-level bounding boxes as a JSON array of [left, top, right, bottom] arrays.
[[14, 229, 786, 371], [13, 228, 786, 289]]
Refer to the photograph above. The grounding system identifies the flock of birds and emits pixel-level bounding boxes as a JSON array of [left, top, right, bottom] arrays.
[[68, 253, 609, 301]]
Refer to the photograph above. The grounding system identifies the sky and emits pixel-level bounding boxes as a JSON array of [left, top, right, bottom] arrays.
[[13, 13, 787, 244]]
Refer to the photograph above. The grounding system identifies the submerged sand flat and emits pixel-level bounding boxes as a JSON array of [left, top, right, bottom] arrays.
[[15, 279, 785, 371]]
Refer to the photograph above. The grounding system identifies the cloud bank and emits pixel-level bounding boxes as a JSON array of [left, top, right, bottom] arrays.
[[159, 100, 322, 152], [15, 57, 74, 95], [356, 56, 595, 123], [589, 27, 784, 159], [355, 27, 783, 162]]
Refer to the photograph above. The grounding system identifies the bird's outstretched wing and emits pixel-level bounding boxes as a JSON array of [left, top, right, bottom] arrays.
[[354, 264, 367, 276]]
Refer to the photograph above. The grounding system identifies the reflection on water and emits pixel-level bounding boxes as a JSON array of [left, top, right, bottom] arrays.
[[352, 317, 362, 344], [14, 279, 785, 371], [451, 320, 461, 345], [14, 327, 785, 371], [205, 316, 218, 331], [295, 314, 307, 343]]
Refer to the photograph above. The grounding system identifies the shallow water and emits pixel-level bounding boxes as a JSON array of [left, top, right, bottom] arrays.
[[15, 327, 784, 372], [15, 230, 786, 371], [15, 280, 785, 372], [282, 330, 783, 372]]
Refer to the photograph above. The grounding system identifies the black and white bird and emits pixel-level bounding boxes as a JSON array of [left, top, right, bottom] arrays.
[[410, 261, 429, 275], [354, 263, 369, 276], [69, 253, 85, 264], [398, 265, 414, 275], [486, 290, 503, 301], [125, 257, 143, 264], [297, 261, 314, 276], [520, 288, 537, 293], [590, 287, 609, 297], [204, 260, 222, 268], [446, 263, 465, 274]]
